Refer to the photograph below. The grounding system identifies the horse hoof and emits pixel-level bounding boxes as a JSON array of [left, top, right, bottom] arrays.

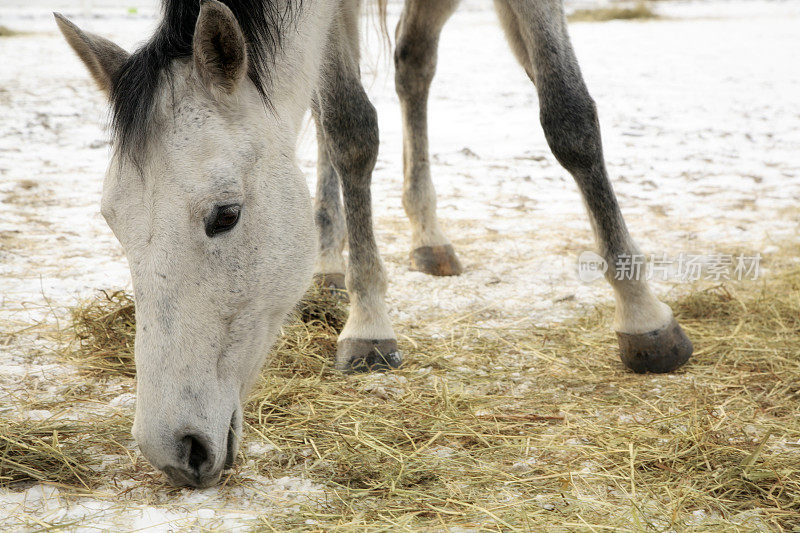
[[336, 338, 402, 373], [313, 273, 348, 300], [616, 318, 693, 374], [410, 245, 463, 276]]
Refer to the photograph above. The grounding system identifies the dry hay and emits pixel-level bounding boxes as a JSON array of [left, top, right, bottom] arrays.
[[569, 2, 658, 23], [2, 247, 799, 530], [66, 290, 136, 377], [0, 418, 125, 490], [243, 259, 800, 530]]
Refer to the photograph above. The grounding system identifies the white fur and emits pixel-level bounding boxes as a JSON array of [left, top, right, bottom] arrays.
[[611, 283, 674, 335], [338, 292, 395, 340], [607, 237, 675, 335]]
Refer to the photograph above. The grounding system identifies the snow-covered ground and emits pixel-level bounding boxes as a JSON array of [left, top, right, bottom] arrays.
[[1, 0, 799, 529]]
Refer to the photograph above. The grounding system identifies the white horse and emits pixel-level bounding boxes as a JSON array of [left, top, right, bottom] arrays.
[[56, 0, 692, 488]]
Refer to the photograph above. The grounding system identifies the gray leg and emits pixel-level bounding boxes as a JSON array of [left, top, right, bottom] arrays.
[[314, 5, 400, 373], [495, 0, 692, 373], [312, 106, 347, 293], [395, 0, 464, 276]]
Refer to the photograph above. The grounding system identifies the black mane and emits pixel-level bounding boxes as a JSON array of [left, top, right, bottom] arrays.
[[110, 0, 298, 164]]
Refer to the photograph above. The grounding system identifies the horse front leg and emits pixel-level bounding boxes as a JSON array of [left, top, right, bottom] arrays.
[[495, 0, 693, 373], [311, 101, 347, 294], [395, 0, 463, 276], [314, 10, 399, 373]]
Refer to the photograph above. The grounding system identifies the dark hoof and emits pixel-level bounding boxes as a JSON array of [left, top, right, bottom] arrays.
[[313, 273, 348, 300], [336, 338, 402, 373], [410, 245, 463, 276], [616, 318, 693, 374]]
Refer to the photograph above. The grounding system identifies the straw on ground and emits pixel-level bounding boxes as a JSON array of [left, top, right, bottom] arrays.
[[1, 246, 798, 530]]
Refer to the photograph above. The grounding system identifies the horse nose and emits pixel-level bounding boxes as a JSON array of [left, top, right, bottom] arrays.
[[162, 434, 220, 488]]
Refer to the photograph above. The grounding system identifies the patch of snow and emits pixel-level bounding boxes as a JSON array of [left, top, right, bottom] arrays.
[[109, 392, 136, 408]]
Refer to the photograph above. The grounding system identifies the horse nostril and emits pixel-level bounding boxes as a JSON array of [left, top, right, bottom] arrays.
[[163, 434, 220, 487], [183, 435, 209, 472]]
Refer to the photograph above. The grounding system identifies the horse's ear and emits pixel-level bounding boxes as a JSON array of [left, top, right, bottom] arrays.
[[54, 13, 129, 96], [193, 0, 248, 95]]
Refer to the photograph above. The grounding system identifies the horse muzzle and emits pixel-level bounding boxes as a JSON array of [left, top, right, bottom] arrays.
[[134, 409, 240, 489]]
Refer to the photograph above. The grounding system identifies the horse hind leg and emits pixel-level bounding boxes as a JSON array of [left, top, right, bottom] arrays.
[[311, 101, 347, 296], [494, 0, 693, 373], [395, 0, 463, 276]]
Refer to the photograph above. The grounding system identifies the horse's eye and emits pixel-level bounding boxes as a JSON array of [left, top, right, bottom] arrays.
[[206, 204, 241, 237]]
